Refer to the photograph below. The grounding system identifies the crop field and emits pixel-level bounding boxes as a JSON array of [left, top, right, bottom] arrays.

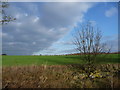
[[2, 54, 120, 88], [2, 54, 120, 66]]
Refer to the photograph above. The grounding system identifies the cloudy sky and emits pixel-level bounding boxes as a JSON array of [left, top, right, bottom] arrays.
[[2, 2, 118, 55]]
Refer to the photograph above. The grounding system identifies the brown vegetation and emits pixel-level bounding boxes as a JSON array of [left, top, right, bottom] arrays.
[[2, 64, 120, 88]]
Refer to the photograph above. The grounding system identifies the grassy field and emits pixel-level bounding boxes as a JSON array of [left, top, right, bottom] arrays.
[[2, 54, 120, 66]]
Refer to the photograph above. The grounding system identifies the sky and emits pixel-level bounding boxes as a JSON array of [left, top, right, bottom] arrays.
[[2, 2, 118, 55]]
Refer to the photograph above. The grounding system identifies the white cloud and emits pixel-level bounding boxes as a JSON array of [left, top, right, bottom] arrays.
[[105, 7, 117, 17], [33, 17, 39, 22], [89, 20, 96, 26], [103, 34, 118, 52]]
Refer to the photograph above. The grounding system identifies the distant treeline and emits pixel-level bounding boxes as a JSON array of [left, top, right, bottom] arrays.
[[65, 52, 120, 56], [1, 52, 119, 56]]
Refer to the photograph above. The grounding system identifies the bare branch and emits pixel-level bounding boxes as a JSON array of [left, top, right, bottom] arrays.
[[73, 21, 111, 64]]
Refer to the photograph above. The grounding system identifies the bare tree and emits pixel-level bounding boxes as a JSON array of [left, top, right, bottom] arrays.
[[0, 2, 16, 25], [73, 21, 111, 64]]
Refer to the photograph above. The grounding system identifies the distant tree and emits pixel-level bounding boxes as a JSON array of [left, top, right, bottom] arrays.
[[40, 54, 42, 56], [2, 54, 7, 55], [73, 21, 111, 65], [0, 2, 16, 25]]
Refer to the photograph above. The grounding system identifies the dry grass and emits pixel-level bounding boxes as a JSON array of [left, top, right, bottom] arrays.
[[3, 65, 73, 88], [2, 64, 120, 88]]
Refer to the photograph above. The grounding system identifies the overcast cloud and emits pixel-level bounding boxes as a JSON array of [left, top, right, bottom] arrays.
[[2, 2, 95, 55]]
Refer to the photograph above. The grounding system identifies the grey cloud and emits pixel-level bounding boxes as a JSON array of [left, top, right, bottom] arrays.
[[40, 2, 94, 28]]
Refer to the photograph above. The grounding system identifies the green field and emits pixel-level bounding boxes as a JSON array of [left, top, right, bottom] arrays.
[[2, 54, 119, 66]]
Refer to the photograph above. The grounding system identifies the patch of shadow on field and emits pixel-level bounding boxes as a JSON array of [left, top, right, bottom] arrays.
[[96, 57, 120, 64], [65, 56, 81, 60], [65, 55, 120, 64]]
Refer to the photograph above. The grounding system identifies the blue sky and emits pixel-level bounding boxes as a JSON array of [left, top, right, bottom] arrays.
[[2, 2, 118, 55]]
